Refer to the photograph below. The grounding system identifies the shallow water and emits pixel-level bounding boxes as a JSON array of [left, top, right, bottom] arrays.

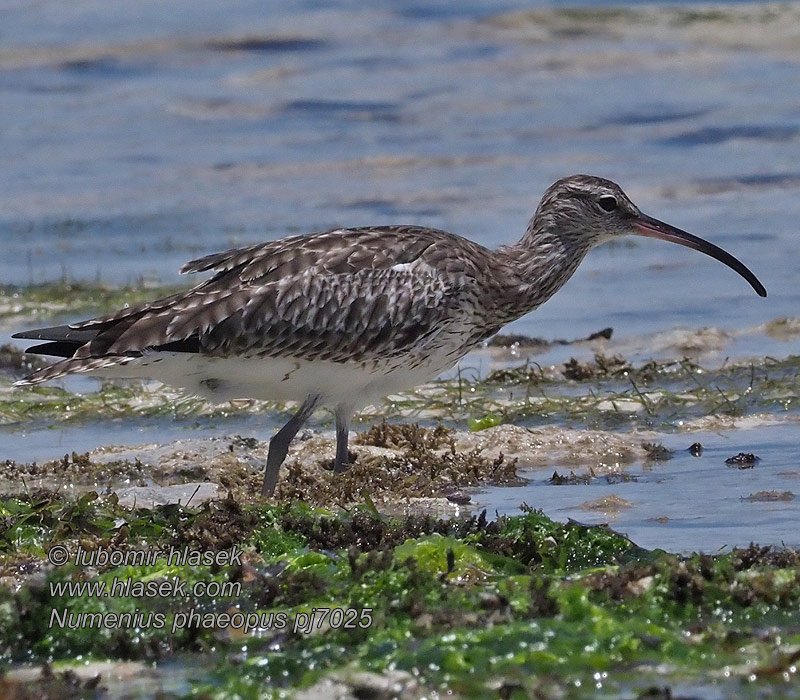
[[1, 1, 799, 554], [2, 411, 280, 465], [4, 409, 799, 554], [477, 421, 800, 553]]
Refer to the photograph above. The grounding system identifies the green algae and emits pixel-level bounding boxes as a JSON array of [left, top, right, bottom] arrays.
[[0, 281, 185, 324], [1, 494, 799, 698], [0, 381, 216, 426]]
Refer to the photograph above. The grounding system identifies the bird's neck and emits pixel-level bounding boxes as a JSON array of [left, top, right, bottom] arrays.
[[492, 223, 592, 323]]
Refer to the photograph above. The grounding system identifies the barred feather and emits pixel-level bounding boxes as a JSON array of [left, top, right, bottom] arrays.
[[14, 356, 134, 386]]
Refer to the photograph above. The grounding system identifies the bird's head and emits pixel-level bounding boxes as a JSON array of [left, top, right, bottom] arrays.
[[530, 174, 766, 297]]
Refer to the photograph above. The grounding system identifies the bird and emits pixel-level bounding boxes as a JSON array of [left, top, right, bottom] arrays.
[[12, 175, 766, 496]]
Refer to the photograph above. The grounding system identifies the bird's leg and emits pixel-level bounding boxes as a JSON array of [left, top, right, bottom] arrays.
[[333, 403, 353, 473], [261, 393, 321, 497]]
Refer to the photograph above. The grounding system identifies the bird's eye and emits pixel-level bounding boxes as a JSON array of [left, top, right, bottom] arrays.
[[598, 195, 618, 212]]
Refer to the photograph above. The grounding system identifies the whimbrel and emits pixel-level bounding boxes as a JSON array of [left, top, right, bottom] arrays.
[[13, 175, 766, 495]]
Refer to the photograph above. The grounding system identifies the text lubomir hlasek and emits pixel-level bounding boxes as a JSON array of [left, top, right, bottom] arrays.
[[67, 544, 242, 568]]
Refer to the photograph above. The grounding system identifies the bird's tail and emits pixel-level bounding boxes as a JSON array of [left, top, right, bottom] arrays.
[[13, 356, 133, 387]]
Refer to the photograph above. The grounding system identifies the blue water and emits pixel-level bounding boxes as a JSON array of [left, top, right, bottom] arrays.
[[479, 422, 800, 553], [1, 0, 797, 340]]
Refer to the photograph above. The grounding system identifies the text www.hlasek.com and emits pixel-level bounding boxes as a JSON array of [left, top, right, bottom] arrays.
[[49, 576, 239, 600]]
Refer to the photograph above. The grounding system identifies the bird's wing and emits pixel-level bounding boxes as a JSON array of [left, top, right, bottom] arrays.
[[70, 226, 451, 328], [193, 265, 468, 362], [65, 226, 484, 364]]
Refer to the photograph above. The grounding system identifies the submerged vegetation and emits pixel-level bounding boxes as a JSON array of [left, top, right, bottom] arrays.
[[2, 350, 799, 433], [0, 281, 185, 324]]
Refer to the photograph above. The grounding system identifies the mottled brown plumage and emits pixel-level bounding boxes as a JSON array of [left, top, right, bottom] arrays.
[[13, 175, 766, 495]]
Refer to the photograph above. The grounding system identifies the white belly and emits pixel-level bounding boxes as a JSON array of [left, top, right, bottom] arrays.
[[92, 348, 460, 409]]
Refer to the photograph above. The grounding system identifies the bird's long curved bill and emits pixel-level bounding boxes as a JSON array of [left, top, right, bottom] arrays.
[[633, 214, 767, 297]]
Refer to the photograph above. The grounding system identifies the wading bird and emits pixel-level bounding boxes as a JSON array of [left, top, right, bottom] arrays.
[[13, 176, 766, 495]]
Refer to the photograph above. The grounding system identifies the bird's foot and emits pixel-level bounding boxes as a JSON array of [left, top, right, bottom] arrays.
[[325, 450, 357, 473]]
